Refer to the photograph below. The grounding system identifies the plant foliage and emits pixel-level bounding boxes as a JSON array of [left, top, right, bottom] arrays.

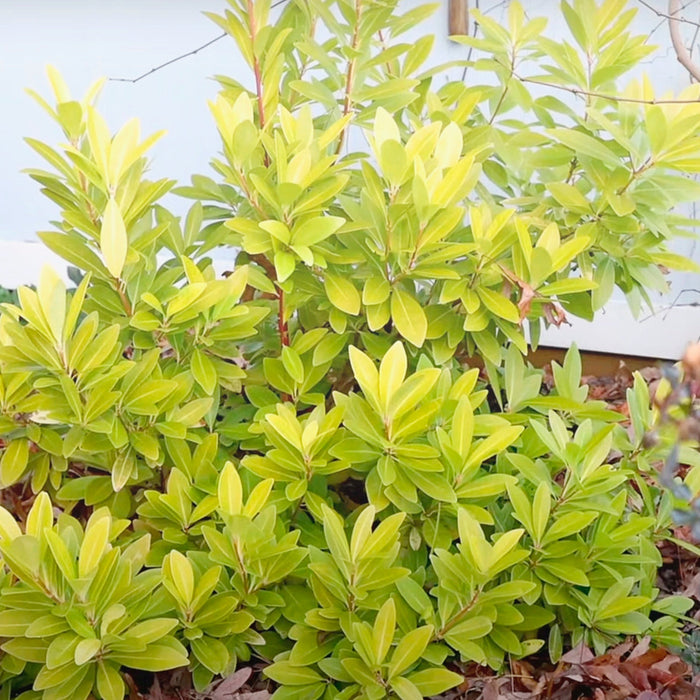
[[0, 0, 699, 698]]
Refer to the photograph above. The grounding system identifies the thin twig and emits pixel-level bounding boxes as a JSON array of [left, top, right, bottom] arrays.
[[108, 0, 290, 84], [638, 0, 700, 28], [108, 33, 227, 83], [461, 0, 480, 82], [517, 74, 700, 104]]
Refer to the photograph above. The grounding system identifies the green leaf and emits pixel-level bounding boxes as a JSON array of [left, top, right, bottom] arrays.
[[164, 550, 194, 607], [531, 481, 551, 543], [379, 341, 407, 411], [373, 598, 396, 664], [363, 277, 391, 305], [325, 273, 361, 315], [0, 439, 30, 487], [282, 346, 305, 384], [264, 661, 324, 685], [191, 636, 229, 674], [191, 349, 217, 394], [477, 288, 520, 323], [78, 513, 110, 578], [539, 560, 589, 586], [389, 676, 423, 700], [388, 625, 434, 678], [547, 128, 620, 167], [111, 639, 188, 672], [74, 638, 101, 665], [406, 668, 464, 696], [444, 615, 492, 644], [292, 216, 345, 246], [391, 289, 428, 347], [96, 661, 125, 700], [101, 196, 128, 278]]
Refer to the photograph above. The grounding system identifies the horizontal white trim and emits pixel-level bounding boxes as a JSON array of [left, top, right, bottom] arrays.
[[0, 241, 695, 360], [537, 299, 700, 360]]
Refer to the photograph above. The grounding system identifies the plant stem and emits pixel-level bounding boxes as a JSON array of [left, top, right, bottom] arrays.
[[336, 0, 363, 156], [278, 288, 290, 347], [618, 158, 655, 194], [117, 280, 133, 316], [247, 0, 270, 167], [516, 72, 700, 105], [435, 588, 482, 638], [488, 49, 516, 125]]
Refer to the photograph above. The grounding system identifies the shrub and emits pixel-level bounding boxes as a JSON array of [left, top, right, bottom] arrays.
[[0, 0, 699, 697]]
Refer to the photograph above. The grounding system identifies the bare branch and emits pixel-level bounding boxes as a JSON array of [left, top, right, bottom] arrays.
[[638, 0, 700, 28], [109, 33, 226, 83], [108, 0, 289, 84], [517, 73, 700, 105], [669, 0, 700, 81]]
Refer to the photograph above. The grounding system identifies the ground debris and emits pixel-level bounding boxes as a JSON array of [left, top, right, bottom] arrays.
[[139, 665, 272, 700], [440, 639, 699, 699]]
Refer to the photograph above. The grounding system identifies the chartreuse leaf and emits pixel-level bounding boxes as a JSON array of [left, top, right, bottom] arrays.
[[388, 368, 440, 421], [349, 345, 381, 412], [389, 676, 422, 700], [391, 289, 428, 347], [531, 482, 551, 543], [379, 341, 407, 412], [373, 597, 396, 664], [110, 640, 188, 672], [406, 668, 464, 696], [388, 625, 434, 678], [97, 660, 125, 700], [78, 510, 110, 578], [163, 550, 194, 608], [101, 196, 128, 278], [0, 439, 30, 488], [191, 348, 217, 393], [0, 506, 22, 541], [37, 265, 66, 343], [325, 273, 361, 315], [350, 505, 375, 561], [218, 461, 243, 516], [265, 661, 324, 685], [321, 504, 351, 577], [26, 491, 53, 536]]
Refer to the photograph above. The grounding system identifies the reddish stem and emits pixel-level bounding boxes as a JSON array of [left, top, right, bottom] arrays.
[[336, 0, 363, 156], [278, 288, 290, 347], [247, 0, 271, 167]]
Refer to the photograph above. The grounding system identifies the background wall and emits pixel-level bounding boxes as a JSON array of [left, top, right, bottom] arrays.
[[1, 0, 699, 357]]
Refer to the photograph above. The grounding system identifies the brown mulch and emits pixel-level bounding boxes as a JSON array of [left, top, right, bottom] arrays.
[[137, 641, 700, 700], [137, 665, 273, 699], [441, 640, 699, 699]]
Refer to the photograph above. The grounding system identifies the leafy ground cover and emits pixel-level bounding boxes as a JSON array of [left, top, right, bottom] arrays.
[[2, 0, 700, 698], [120, 360, 700, 700]]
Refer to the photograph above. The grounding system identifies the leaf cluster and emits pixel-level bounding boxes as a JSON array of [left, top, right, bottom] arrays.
[[0, 1, 698, 698]]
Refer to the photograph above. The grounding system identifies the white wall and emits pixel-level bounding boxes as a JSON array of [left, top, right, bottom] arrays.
[[1, 0, 700, 358]]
